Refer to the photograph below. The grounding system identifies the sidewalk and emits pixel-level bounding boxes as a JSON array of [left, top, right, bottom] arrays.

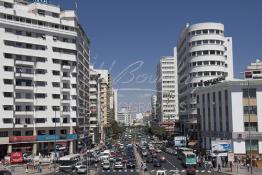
[[221, 165, 262, 175], [134, 146, 149, 175]]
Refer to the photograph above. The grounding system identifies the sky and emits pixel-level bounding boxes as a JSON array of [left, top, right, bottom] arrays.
[[52, 0, 262, 114]]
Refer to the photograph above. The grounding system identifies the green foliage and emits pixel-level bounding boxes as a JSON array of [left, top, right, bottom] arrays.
[[108, 120, 125, 139]]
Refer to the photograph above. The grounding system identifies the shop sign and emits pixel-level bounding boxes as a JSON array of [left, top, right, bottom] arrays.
[[30, 0, 49, 4], [9, 136, 36, 143], [201, 76, 226, 87], [211, 140, 232, 153], [10, 152, 23, 163], [37, 135, 60, 141], [66, 134, 77, 140]]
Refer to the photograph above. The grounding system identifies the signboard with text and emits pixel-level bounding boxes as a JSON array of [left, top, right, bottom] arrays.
[[30, 0, 49, 4], [211, 140, 232, 153], [10, 152, 23, 163]]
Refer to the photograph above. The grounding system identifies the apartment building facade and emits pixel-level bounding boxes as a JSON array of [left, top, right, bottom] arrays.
[[156, 49, 179, 132], [196, 80, 262, 156], [177, 22, 234, 138], [245, 59, 262, 79], [0, 0, 90, 158]]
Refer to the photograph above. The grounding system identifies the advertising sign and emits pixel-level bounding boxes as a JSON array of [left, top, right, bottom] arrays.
[[174, 136, 186, 147], [9, 136, 36, 143], [211, 140, 232, 153], [228, 152, 234, 162], [10, 152, 23, 163], [31, 0, 49, 4]]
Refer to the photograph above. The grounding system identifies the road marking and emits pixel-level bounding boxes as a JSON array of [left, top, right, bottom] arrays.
[[136, 169, 140, 172], [107, 170, 110, 172], [124, 169, 127, 172], [165, 157, 177, 168], [102, 170, 104, 172], [119, 169, 122, 172], [181, 169, 185, 172], [201, 170, 205, 172], [196, 170, 199, 172], [208, 170, 211, 173], [131, 169, 134, 172], [113, 169, 116, 172]]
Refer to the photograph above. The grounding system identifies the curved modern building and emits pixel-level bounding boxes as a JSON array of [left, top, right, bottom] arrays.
[[177, 22, 234, 139]]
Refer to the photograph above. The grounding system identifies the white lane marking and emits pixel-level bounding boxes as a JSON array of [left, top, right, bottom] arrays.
[[165, 157, 177, 168], [181, 169, 186, 172], [102, 170, 104, 172], [196, 170, 199, 172], [208, 170, 211, 173], [113, 169, 116, 172], [136, 169, 140, 172], [107, 169, 110, 172], [119, 169, 122, 172], [130, 169, 134, 172], [124, 169, 127, 172], [201, 170, 205, 172]]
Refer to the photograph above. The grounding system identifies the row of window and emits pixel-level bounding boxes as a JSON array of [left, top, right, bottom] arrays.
[[4, 53, 46, 62], [189, 71, 226, 78], [189, 50, 225, 57], [243, 106, 257, 115], [162, 66, 175, 70], [162, 71, 175, 74], [0, 128, 71, 137], [3, 92, 74, 99], [188, 29, 224, 36], [189, 60, 227, 67], [2, 105, 77, 111], [1, 13, 75, 32], [5, 40, 46, 50], [243, 88, 256, 98], [188, 39, 224, 47]]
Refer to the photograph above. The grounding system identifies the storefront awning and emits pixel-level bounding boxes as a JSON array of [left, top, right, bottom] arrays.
[[188, 141, 198, 146]]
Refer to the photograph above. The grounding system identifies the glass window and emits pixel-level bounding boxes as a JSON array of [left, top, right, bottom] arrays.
[[245, 140, 258, 154], [35, 118, 46, 123], [243, 106, 257, 115], [203, 51, 209, 55], [203, 30, 208, 34], [3, 118, 13, 124], [13, 131, 21, 136], [243, 88, 256, 98]]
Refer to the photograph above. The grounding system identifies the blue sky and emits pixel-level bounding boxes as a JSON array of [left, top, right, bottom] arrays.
[[52, 0, 262, 114]]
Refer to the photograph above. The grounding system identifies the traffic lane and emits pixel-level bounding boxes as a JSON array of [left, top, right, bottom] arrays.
[[158, 151, 184, 170]]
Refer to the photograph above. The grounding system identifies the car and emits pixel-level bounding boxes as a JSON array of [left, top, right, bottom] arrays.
[[75, 161, 87, 170], [102, 160, 111, 170], [155, 148, 162, 153], [186, 166, 196, 175], [114, 161, 123, 169], [122, 156, 128, 164], [153, 159, 162, 167], [156, 170, 166, 175], [77, 165, 87, 174], [146, 156, 153, 163], [160, 156, 166, 162], [151, 152, 157, 158], [126, 159, 136, 169], [142, 151, 148, 157]]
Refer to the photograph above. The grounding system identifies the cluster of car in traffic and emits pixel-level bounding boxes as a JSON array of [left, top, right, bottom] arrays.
[[137, 143, 166, 168], [100, 142, 137, 170]]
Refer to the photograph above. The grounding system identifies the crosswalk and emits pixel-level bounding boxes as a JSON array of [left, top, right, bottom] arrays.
[[150, 169, 212, 174], [101, 169, 140, 173]]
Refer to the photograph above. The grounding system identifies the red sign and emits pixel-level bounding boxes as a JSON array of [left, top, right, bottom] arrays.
[[10, 152, 23, 163], [245, 70, 253, 79], [9, 136, 36, 143]]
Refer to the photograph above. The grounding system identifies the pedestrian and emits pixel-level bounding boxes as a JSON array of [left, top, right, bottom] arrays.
[[140, 162, 143, 171], [95, 162, 98, 170], [25, 163, 29, 174], [218, 163, 221, 172], [48, 163, 52, 172], [247, 163, 250, 172]]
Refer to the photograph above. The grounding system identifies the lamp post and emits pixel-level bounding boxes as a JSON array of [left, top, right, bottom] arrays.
[[53, 106, 58, 173]]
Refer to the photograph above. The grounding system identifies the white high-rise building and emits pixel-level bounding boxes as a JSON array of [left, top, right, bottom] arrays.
[[113, 89, 118, 121], [245, 59, 262, 79], [117, 107, 130, 126], [177, 22, 234, 138], [156, 48, 179, 123], [0, 0, 90, 158], [151, 95, 157, 121]]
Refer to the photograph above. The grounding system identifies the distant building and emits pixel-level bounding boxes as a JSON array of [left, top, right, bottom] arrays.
[[177, 22, 234, 139], [156, 48, 179, 123], [117, 108, 130, 126], [113, 89, 118, 121], [245, 59, 262, 79], [196, 80, 262, 156], [151, 95, 157, 121]]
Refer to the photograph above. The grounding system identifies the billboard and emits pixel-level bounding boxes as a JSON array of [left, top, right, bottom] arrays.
[[30, 0, 49, 4], [10, 152, 23, 163], [174, 136, 186, 147], [211, 140, 232, 153]]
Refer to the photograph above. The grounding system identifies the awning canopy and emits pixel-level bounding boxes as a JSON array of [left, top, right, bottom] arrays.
[[188, 141, 198, 146]]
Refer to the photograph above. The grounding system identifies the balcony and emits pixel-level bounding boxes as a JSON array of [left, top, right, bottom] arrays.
[[15, 110, 34, 116], [62, 99, 70, 104], [15, 97, 34, 103], [62, 65, 71, 70], [15, 84, 34, 91], [62, 76, 71, 81], [15, 72, 34, 78], [15, 60, 34, 67]]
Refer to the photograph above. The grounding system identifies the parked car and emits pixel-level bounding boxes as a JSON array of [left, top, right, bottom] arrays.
[[77, 165, 87, 174], [114, 161, 123, 169], [156, 170, 166, 175], [146, 156, 153, 163], [186, 166, 196, 175]]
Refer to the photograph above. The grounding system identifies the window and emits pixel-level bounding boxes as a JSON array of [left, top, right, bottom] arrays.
[[72, 73, 77, 77], [3, 92, 13, 97], [3, 118, 13, 124], [52, 94, 60, 99], [25, 130, 33, 136], [25, 118, 31, 124], [0, 131, 8, 137], [72, 84, 77, 88], [35, 106, 46, 111], [72, 118, 77, 122], [15, 118, 20, 124], [4, 53, 12, 59], [210, 61, 216, 65], [72, 106, 77, 111], [35, 93, 46, 98], [52, 70, 60, 76], [210, 50, 215, 55], [4, 79, 13, 84], [244, 122, 258, 132], [243, 88, 256, 98], [243, 106, 257, 115], [35, 81, 46, 86], [3, 105, 13, 110], [204, 61, 209, 65], [4, 66, 13, 72], [52, 106, 60, 111], [37, 9, 45, 16], [4, 2, 13, 8], [13, 131, 21, 136], [52, 13, 59, 18], [203, 50, 209, 55], [35, 118, 46, 123], [245, 140, 258, 154], [52, 82, 60, 87], [203, 30, 208, 34], [35, 69, 46, 74], [52, 118, 60, 123]]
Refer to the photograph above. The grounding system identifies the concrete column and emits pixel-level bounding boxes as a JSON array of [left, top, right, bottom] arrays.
[[69, 141, 74, 154], [7, 144, 12, 154], [33, 143, 37, 156]]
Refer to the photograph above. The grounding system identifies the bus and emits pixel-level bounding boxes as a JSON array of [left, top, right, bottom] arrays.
[[181, 151, 197, 167], [58, 154, 81, 172], [177, 147, 193, 160]]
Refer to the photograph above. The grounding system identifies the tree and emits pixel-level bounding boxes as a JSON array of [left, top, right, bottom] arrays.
[[108, 120, 125, 139]]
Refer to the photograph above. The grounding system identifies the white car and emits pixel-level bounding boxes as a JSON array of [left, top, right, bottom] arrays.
[[103, 160, 110, 170], [77, 165, 87, 174], [156, 148, 162, 153], [156, 170, 166, 175], [114, 161, 123, 169]]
